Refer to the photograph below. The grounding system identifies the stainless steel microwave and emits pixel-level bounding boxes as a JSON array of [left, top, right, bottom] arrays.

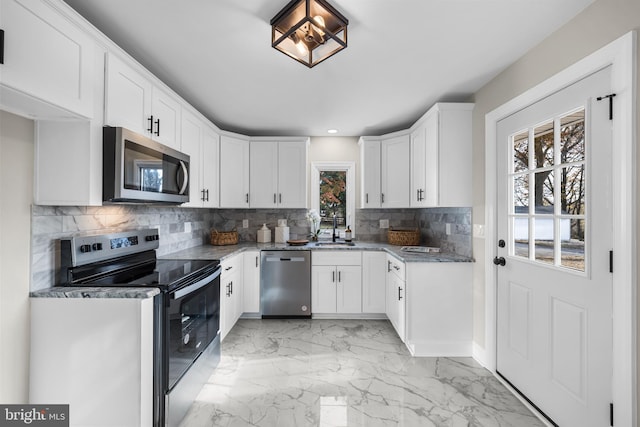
[[103, 127, 190, 204]]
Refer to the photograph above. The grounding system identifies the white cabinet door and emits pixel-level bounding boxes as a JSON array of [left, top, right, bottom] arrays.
[[410, 112, 439, 207], [180, 111, 219, 208], [105, 53, 152, 136], [381, 135, 410, 208], [0, 0, 95, 118], [336, 266, 362, 314], [150, 86, 181, 150], [180, 110, 203, 208], [249, 141, 278, 208], [437, 104, 473, 207], [312, 266, 337, 314], [277, 141, 307, 208], [362, 252, 386, 313], [220, 135, 250, 208], [387, 270, 405, 341], [201, 126, 220, 208], [243, 251, 261, 314], [359, 139, 381, 208]]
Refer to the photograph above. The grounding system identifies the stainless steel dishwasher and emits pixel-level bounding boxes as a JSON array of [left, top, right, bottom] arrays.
[[260, 250, 311, 318]]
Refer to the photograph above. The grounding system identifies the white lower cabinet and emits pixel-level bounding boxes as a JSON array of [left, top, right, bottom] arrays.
[[362, 252, 387, 313], [243, 250, 261, 314], [220, 254, 243, 340], [386, 255, 406, 341], [30, 296, 155, 426], [312, 251, 362, 315], [404, 262, 472, 356]]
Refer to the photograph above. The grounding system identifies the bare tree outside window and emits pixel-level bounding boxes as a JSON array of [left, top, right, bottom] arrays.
[[319, 171, 347, 229]]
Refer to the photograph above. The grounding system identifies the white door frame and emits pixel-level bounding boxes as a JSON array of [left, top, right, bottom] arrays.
[[482, 31, 637, 426]]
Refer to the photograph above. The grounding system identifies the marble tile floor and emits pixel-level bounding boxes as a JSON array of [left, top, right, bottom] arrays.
[[180, 319, 545, 427]]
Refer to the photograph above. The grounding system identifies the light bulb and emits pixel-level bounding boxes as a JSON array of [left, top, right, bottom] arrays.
[[313, 15, 325, 28], [291, 33, 308, 55]]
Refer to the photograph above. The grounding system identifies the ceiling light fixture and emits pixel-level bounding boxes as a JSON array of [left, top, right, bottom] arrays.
[[327, 129, 338, 134], [271, 0, 348, 68]]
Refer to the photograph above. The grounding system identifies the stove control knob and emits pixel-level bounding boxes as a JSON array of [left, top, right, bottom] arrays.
[[145, 235, 158, 242], [92, 243, 103, 251], [79, 244, 92, 253]]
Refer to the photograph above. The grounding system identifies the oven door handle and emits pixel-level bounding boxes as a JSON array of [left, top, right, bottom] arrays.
[[171, 267, 221, 300]]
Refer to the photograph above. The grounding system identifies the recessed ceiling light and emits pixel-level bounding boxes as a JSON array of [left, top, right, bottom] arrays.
[[327, 129, 338, 134]]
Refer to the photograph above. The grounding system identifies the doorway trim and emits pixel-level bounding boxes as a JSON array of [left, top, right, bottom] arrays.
[[482, 31, 637, 425]]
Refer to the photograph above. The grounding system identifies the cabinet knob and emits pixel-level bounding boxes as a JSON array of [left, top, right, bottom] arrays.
[[493, 257, 506, 266]]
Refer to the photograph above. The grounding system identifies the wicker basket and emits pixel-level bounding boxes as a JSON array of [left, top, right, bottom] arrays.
[[210, 228, 238, 246], [387, 227, 420, 246]]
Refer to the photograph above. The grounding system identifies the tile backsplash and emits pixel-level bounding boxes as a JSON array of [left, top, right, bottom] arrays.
[[31, 205, 471, 291]]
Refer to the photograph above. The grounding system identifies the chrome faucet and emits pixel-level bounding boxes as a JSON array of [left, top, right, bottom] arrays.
[[332, 214, 337, 242]]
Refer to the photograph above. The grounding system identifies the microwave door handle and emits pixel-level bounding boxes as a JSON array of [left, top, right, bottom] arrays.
[[177, 160, 189, 195]]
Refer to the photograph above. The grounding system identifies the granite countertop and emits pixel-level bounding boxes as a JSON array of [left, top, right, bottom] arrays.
[[161, 241, 474, 263], [30, 287, 160, 299]]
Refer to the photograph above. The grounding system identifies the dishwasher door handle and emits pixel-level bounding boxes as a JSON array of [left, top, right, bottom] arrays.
[[265, 257, 306, 262]]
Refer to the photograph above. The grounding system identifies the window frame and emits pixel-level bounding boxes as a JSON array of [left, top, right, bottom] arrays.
[[310, 161, 356, 238]]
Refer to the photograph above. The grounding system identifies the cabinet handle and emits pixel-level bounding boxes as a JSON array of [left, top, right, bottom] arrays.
[[0, 29, 4, 64], [225, 266, 232, 271], [279, 193, 282, 203], [147, 115, 154, 133], [230, 281, 233, 295], [256, 256, 258, 267], [154, 118, 160, 136], [394, 265, 400, 271], [206, 189, 209, 201], [226, 283, 231, 297], [366, 193, 369, 204], [246, 193, 249, 204], [201, 189, 205, 201], [381, 193, 385, 203], [332, 271, 335, 283], [387, 260, 392, 272], [417, 189, 420, 202], [398, 286, 402, 301], [420, 189, 424, 201], [338, 271, 341, 282], [274, 194, 276, 204]]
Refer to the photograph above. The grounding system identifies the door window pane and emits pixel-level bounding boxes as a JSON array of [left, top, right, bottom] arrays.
[[561, 219, 585, 271], [513, 174, 529, 210], [513, 132, 529, 172], [534, 217, 554, 265], [560, 109, 585, 163], [513, 217, 529, 258], [561, 165, 585, 216], [534, 121, 554, 168], [534, 170, 554, 210]]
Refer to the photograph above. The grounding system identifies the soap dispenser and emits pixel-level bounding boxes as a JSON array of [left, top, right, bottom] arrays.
[[344, 225, 352, 242], [257, 224, 271, 243]]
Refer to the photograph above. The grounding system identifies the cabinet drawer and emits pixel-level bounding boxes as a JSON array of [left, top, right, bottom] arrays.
[[221, 254, 243, 274], [387, 256, 405, 281], [312, 251, 362, 266]]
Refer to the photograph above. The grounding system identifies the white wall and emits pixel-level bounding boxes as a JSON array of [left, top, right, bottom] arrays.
[[469, 0, 640, 405], [0, 110, 34, 403]]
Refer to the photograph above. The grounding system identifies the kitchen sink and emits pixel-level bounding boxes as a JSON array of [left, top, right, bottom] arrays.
[[313, 241, 356, 247]]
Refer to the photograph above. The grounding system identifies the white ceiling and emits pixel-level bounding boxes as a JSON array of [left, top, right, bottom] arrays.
[[63, 0, 595, 137]]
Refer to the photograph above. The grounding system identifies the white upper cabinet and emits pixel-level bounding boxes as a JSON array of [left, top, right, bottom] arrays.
[[410, 103, 473, 207], [359, 139, 382, 208], [249, 141, 278, 208], [0, 0, 96, 118], [150, 86, 181, 149], [105, 53, 181, 150], [249, 139, 308, 209], [381, 134, 410, 208], [410, 112, 438, 207], [180, 109, 219, 208], [220, 134, 250, 208]]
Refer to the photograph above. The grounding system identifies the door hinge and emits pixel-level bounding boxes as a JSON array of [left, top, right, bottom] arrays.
[[596, 93, 617, 120], [610, 402, 614, 426], [609, 250, 613, 273]]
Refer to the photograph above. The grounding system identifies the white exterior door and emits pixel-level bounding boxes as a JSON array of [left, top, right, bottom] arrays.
[[496, 67, 613, 426]]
